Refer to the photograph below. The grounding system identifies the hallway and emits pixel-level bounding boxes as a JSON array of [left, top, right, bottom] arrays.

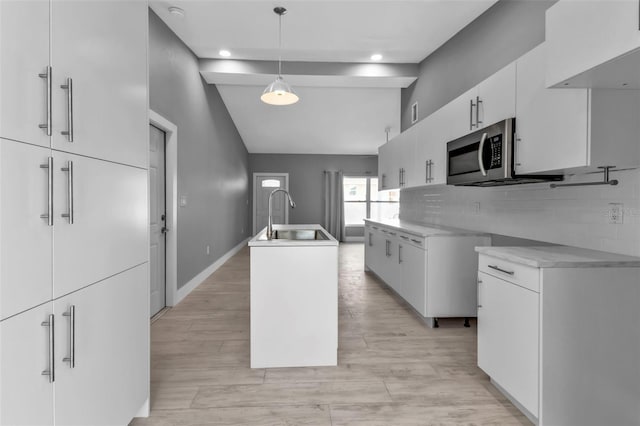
[[132, 244, 529, 425]]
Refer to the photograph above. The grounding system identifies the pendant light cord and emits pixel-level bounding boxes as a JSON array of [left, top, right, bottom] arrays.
[[278, 12, 282, 77]]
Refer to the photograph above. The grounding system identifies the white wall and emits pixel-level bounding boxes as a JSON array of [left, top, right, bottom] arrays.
[[400, 169, 640, 256]]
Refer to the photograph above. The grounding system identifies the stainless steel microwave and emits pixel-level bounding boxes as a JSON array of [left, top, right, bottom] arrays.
[[446, 118, 562, 187]]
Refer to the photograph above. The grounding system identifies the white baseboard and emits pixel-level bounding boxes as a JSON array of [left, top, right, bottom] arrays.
[[173, 237, 250, 305]]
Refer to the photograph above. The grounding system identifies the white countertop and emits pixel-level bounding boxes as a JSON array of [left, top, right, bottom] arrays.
[[475, 245, 640, 268], [248, 224, 339, 247], [364, 218, 490, 238]]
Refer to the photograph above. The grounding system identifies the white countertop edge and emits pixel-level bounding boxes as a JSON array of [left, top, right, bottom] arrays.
[[364, 218, 491, 238], [475, 246, 640, 268], [248, 224, 339, 247]]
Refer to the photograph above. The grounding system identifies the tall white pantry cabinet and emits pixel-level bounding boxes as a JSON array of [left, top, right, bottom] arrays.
[[0, 1, 150, 425]]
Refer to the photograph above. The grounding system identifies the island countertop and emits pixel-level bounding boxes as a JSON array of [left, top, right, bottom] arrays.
[[248, 224, 338, 247]]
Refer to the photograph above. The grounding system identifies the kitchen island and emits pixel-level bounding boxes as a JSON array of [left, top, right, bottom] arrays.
[[248, 224, 338, 368]]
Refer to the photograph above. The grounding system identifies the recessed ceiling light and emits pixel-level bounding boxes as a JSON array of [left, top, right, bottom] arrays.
[[168, 6, 185, 17], [371, 54, 383, 61], [219, 50, 231, 57]]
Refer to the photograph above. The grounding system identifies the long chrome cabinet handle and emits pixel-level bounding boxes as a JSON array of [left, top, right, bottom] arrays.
[[469, 99, 476, 130], [368, 233, 372, 247], [61, 161, 74, 224], [476, 96, 483, 128], [488, 264, 515, 276], [60, 78, 74, 142], [478, 132, 488, 176], [38, 66, 52, 135], [477, 278, 483, 308], [63, 305, 75, 368], [398, 244, 403, 264], [40, 157, 53, 226], [41, 314, 55, 383]]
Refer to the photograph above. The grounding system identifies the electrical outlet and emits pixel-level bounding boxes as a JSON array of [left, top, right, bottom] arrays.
[[206, 245, 210, 255], [179, 195, 188, 207], [608, 203, 623, 224], [473, 202, 481, 215]]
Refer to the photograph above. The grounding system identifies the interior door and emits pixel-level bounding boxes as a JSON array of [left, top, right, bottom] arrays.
[[149, 125, 166, 317], [254, 174, 288, 234]]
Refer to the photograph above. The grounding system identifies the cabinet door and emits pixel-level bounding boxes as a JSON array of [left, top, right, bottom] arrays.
[[51, 0, 148, 167], [417, 106, 449, 186], [445, 86, 478, 140], [477, 271, 539, 417], [0, 140, 52, 320], [378, 142, 397, 190], [477, 62, 516, 128], [364, 227, 375, 270], [0, 303, 54, 426], [54, 264, 148, 426], [515, 43, 589, 174], [399, 125, 417, 188], [0, 0, 51, 148], [546, 0, 640, 87], [53, 152, 148, 298], [400, 243, 426, 316]]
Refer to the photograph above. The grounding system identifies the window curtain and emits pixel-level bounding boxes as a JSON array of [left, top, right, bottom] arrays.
[[322, 170, 344, 241]]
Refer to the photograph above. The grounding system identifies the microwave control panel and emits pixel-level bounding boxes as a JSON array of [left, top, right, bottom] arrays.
[[487, 134, 502, 169]]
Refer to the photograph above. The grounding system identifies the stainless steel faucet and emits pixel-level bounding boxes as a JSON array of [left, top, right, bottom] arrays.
[[266, 189, 296, 240]]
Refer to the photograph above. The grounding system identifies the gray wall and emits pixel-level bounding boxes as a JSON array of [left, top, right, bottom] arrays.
[[249, 154, 378, 228], [401, 0, 557, 131], [149, 10, 250, 289]]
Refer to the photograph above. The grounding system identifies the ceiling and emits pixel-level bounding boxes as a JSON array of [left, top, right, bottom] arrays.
[[150, 0, 499, 155]]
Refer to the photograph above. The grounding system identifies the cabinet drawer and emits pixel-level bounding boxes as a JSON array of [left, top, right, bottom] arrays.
[[479, 254, 540, 293], [398, 232, 425, 250]]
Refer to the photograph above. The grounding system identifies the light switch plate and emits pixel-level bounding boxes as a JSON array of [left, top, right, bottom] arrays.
[[180, 195, 188, 207]]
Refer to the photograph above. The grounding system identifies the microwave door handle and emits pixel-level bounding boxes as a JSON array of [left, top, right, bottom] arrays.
[[478, 132, 488, 176]]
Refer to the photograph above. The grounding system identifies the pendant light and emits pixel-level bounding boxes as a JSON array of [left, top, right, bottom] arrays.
[[261, 7, 299, 106]]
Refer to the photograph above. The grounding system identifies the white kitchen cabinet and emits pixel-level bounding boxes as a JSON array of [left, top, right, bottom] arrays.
[[0, 0, 51, 148], [476, 62, 516, 128], [51, 0, 148, 168], [477, 270, 539, 418], [52, 152, 148, 298], [515, 43, 640, 174], [398, 236, 426, 316], [365, 220, 490, 327], [546, 0, 640, 88], [445, 86, 479, 140], [476, 247, 640, 425], [0, 303, 54, 426], [377, 142, 397, 190], [54, 264, 148, 426], [413, 107, 448, 187], [0, 265, 148, 426], [0, 140, 52, 320]]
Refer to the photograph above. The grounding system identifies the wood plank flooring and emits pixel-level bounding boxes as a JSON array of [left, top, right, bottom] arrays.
[[131, 243, 531, 426]]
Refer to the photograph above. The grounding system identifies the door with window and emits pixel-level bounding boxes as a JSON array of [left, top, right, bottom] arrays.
[[253, 174, 289, 235], [343, 176, 399, 239]]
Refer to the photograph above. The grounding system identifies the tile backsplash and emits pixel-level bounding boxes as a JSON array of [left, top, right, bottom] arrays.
[[400, 168, 640, 256]]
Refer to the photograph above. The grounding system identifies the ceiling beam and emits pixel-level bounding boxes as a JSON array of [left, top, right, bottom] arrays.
[[200, 59, 418, 88]]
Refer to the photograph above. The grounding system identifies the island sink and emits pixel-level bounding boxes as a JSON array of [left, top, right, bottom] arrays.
[[248, 224, 338, 368]]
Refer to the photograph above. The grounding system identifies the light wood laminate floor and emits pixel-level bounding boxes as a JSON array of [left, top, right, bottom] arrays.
[[131, 243, 531, 426]]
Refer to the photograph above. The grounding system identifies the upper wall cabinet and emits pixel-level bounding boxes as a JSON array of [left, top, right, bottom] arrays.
[[446, 63, 516, 140], [413, 106, 448, 187], [0, 0, 51, 148], [0, 0, 148, 167], [516, 43, 640, 174], [546, 0, 640, 88], [378, 128, 416, 191]]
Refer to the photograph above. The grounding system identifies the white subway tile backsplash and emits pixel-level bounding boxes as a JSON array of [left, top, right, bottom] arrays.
[[400, 169, 640, 257]]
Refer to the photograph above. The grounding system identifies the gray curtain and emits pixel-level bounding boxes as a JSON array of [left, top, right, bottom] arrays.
[[322, 170, 344, 241]]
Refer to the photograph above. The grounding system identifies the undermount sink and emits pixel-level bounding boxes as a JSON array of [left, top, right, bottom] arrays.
[[272, 229, 329, 240]]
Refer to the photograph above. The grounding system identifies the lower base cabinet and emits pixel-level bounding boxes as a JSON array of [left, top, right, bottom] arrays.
[[364, 221, 490, 325], [0, 263, 148, 426]]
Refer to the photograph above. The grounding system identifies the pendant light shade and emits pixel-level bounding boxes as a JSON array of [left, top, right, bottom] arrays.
[[261, 7, 299, 106]]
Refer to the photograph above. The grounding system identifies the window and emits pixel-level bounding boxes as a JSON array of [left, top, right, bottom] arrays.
[[343, 176, 399, 226]]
